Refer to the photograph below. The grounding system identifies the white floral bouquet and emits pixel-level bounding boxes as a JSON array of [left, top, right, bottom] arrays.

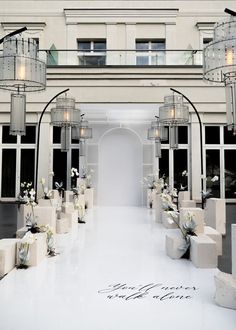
[[71, 167, 79, 188], [17, 232, 35, 269], [40, 177, 52, 199], [40, 225, 56, 256]]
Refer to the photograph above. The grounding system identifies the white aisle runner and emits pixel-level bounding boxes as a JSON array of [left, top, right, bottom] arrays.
[[0, 207, 236, 330]]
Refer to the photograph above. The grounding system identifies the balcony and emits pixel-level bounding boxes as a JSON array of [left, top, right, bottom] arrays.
[[37, 49, 203, 67]]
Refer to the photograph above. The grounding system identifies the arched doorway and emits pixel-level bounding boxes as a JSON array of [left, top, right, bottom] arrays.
[[98, 128, 142, 206]]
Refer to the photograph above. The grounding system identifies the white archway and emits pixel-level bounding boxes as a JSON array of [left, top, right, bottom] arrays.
[[98, 128, 142, 206]]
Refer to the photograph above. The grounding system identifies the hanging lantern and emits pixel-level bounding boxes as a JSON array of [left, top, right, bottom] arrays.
[[159, 95, 189, 125], [147, 117, 168, 158], [0, 36, 46, 135]]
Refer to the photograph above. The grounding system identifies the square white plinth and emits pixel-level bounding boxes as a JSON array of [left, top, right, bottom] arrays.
[[178, 191, 190, 207], [56, 218, 70, 234], [165, 229, 186, 259], [154, 194, 163, 223], [63, 210, 78, 228], [85, 188, 94, 209], [179, 207, 204, 235], [214, 271, 236, 310], [61, 202, 75, 213], [64, 190, 74, 203], [162, 211, 179, 229], [34, 206, 57, 231], [205, 198, 226, 235], [17, 233, 47, 267], [180, 200, 196, 208], [38, 199, 52, 207], [0, 239, 20, 277], [204, 226, 222, 255], [190, 234, 217, 268], [17, 204, 33, 230]]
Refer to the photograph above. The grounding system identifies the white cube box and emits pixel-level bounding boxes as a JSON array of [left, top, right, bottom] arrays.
[[190, 234, 217, 268], [64, 190, 74, 203], [16, 227, 29, 239], [37, 199, 52, 207], [179, 207, 204, 235], [61, 202, 75, 213], [178, 191, 190, 207], [17, 233, 47, 267], [180, 200, 196, 208], [17, 204, 33, 230], [154, 194, 163, 223], [165, 229, 187, 259], [34, 206, 57, 231], [205, 198, 226, 235], [85, 188, 94, 209], [56, 218, 70, 234], [204, 226, 222, 255], [162, 211, 179, 229], [63, 210, 78, 228], [0, 239, 20, 277], [214, 271, 236, 310]]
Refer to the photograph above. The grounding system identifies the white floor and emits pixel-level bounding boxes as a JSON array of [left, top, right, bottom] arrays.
[[0, 206, 236, 330]]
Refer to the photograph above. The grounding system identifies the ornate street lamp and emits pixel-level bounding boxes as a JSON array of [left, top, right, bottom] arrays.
[[203, 8, 236, 134], [147, 116, 168, 157], [0, 31, 46, 135]]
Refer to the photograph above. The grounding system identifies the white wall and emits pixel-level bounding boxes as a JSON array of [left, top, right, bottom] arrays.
[[98, 128, 142, 206]]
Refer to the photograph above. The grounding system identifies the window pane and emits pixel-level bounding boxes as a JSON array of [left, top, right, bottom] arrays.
[[173, 149, 188, 190], [151, 41, 165, 50], [53, 149, 67, 190], [1, 149, 16, 197], [206, 149, 220, 198], [159, 149, 169, 184], [205, 126, 220, 144], [223, 126, 236, 144], [136, 42, 149, 50], [53, 126, 61, 144], [2, 126, 17, 144], [136, 56, 149, 65], [78, 41, 90, 51], [178, 126, 188, 144], [224, 150, 236, 198], [94, 41, 106, 51], [72, 149, 79, 170], [21, 126, 36, 144], [20, 149, 35, 186]]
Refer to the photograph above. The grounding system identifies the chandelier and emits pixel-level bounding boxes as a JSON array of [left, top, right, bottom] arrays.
[[0, 34, 46, 135], [147, 117, 168, 157], [159, 94, 189, 149], [51, 95, 81, 152], [203, 8, 236, 134]]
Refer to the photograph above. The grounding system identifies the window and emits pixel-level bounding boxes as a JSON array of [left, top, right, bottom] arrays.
[[205, 126, 220, 144], [77, 39, 106, 66], [136, 39, 165, 65], [206, 149, 220, 198], [2, 126, 17, 144]]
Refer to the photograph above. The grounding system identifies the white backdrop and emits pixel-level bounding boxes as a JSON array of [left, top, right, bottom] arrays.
[[98, 128, 142, 206]]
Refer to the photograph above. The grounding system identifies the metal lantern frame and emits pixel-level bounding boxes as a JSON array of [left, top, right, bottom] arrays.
[[147, 116, 168, 158], [203, 8, 236, 134]]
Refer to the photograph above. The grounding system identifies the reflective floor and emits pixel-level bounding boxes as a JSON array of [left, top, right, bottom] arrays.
[[0, 206, 236, 330]]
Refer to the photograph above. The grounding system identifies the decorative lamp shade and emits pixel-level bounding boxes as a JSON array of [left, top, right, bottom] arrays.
[[147, 119, 168, 141], [61, 126, 70, 152], [79, 120, 93, 139], [10, 93, 26, 135], [155, 140, 162, 158], [170, 125, 179, 149], [159, 95, 189, 125], [0, 37, 46, 92], [51, 96, 81, 127], [203, 16, 236, 84]]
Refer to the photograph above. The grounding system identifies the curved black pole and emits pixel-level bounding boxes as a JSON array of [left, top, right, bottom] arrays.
[[0, 27, 27, 45], [170, 87, 204, 209], [35, 88, 70, 202]]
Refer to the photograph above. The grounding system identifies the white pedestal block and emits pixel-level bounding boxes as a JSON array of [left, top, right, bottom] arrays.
[[17, 233, 47, 267], [215, 271, 236, 310], [51, 190, 60, 199], [154, 194, 163, 223], [178, 191, 190, 207], [204, 226, 222, 255], [190, 234, 217, 268], [16, 227, 29, 239], [56, 218, 70, 234], [179, 207, 204, 235], [38, 199, 52, 207], [64, 190, 74, 203], [61, 202, 74, 213], [162, 211, 179, 229], [17, 204, 33, 229], [85, 188, 94, 209], [232, 224, 236, 277], [165, 229, 186, 259], [34, 206, 57, 231], [205, 198, 226, 235], [180, 200, 196, 208], [0, 239, 20, 277], [63, 210, 78, 228]]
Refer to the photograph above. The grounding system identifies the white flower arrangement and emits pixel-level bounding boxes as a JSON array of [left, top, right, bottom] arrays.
[[211, 175, 219, 182], [40, 225, 56, 256], [71, 167, 79, 177], [40, 177, 52, 199], [17, 232, 35, 269]]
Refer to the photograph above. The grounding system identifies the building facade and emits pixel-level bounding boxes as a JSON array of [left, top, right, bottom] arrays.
[[0, 0, 236, 205]]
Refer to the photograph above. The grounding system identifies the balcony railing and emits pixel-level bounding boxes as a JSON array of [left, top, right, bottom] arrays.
[[0, 49, 203, 67], [42, 49, 203, 67]]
